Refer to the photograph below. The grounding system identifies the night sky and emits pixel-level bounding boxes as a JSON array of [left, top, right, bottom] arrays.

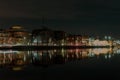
[[0, 0, 120, 38]]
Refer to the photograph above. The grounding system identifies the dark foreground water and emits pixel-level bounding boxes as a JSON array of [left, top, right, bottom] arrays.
[[0, 48, 120, 80]]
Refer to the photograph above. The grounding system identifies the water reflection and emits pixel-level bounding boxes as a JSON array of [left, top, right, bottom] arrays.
[[0, 50, 31, 70], [0, 48, 117, 70]]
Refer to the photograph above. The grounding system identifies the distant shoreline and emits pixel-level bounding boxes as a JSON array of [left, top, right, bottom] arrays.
[[0, 46, 113, 50]]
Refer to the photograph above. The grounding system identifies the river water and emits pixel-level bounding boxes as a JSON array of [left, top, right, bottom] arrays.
[[0, 48, 120, 80]]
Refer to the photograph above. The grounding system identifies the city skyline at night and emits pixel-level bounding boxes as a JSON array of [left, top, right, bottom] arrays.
[[0, 25, 116, 48], [1, 0, 120, 80]]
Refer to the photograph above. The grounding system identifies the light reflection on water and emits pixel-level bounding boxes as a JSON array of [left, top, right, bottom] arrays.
[[0, 48, 119, 70]]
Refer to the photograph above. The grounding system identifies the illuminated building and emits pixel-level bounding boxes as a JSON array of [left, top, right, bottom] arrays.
[[88, 37, 95, 46], [66, 35, 75, 46], [92, 39, 112, 46], [31, 27, 54, 46], [53, 31, 67, 46], [74, 35, 82, 46], [5, 26, 30, 46], [66, 35, 82, 46], [81, 35, 89, 46], [0, 29, 7, 46]]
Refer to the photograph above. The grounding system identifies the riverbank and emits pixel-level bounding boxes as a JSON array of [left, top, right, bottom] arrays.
[[0, 45, 113, 50]]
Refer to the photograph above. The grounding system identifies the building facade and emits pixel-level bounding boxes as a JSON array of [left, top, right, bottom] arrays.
[[31, 28, 54, 46]]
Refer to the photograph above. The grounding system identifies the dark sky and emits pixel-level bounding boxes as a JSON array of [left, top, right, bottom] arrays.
[[0, 0, 120, 38]]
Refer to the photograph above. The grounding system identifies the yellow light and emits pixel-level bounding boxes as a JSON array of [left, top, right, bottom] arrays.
[[12, 67, 22, 71]]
